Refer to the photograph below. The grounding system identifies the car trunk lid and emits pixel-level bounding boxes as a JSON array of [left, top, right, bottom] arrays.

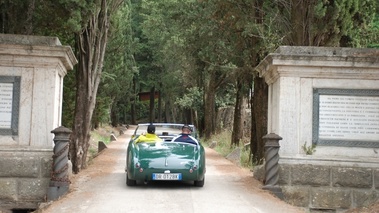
[[137, 142, 198, 169]]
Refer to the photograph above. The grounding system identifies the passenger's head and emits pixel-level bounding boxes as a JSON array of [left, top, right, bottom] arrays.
[[182, 125, 191, 134], [147, 124, 156, 134]]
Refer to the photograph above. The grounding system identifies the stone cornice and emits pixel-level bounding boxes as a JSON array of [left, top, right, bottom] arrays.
[[0, 43, 77, 71], [256, 46, 379, 84]]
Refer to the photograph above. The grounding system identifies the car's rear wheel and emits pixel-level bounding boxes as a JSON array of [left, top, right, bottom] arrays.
[[126, 173, 136, 186], [194, 177, 205, 187]]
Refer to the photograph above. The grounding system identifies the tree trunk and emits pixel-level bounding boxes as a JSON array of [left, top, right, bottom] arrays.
[[250, 76, 268, 163], [231, 79, 244, 146], [158, 90, 162, 122], [203, 69, 217, 140], [248, 0, 266, 164], [131, 77, 137, 125], [149, 86, 155, 123], [290, 0, 306, 45], [164, 99, 171, 123], [24, 0, 35, 35], [70, 0, 109, 174], [250, 81, 257, 161], [183, 109, 192, 125], [110, 104, 118, 127]]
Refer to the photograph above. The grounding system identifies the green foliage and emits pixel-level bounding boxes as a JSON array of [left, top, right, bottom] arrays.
[[240, 147, 254, 169], [92, 96, 112, 127], [175, 87, 203, 110], [215, 83, 236, 108], [0, 0, 96, 35], [4, 0, 379, 149], [302, 142, 317, 155], [131, 0, 200, 123], [127, 0, 379, 130], [98, 1, 136, 125], [204, 129, 233, 156], [88, 126, 115, 162], [134, 100, 157, 122], [90, 131, 111, 145], [367, 13, 379, 48], [2, 0, 379, 173], [204, 129, 253, 169], [331, 0, 376, 47]]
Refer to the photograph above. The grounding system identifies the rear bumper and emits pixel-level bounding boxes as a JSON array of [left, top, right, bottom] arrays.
[[128, 168, 205, 181]]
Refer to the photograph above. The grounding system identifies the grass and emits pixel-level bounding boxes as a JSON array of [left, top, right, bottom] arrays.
[[91, 130, 112, 145], [203, 129, 254, 170], [87, 126, 119, 162]]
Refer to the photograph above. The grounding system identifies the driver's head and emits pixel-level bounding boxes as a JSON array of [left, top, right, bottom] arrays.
[[182, 125, 191, 134], [147, 124, 156, 134]]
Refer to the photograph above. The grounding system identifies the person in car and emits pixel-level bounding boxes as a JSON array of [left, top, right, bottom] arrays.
[[135, 124, 162, 143], [172, 125, 198, 144]]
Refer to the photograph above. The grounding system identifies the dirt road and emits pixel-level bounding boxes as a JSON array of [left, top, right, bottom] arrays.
[[36, 127, 305, 213]]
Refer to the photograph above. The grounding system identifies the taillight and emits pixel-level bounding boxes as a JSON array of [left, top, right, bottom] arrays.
[[189, 165, 198, 173]]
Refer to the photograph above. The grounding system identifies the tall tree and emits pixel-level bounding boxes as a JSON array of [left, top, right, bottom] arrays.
[[136, 0, 201, 124], [181, 0, 236, 139], [70, 0, 124, 173], [97, 0, 136, 127], [204, 0, 261, 147], [248, 0, 268, 163]]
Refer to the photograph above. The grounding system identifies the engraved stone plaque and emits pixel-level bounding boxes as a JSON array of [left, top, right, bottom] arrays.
[[0, 83, 13, 128], [313, 89, 379, 148], [0, 76, 20, 135]]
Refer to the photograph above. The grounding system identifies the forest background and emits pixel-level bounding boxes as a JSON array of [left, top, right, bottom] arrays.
[[1, 0, 379, 174]]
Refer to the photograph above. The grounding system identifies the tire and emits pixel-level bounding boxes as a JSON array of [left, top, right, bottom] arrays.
[[194, 177, 205, 187], [126, 173, 136, 186]]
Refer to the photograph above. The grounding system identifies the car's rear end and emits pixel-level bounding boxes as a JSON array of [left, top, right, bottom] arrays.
[[127, 141, 205, 186]]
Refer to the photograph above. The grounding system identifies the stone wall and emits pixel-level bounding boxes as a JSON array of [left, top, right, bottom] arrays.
[[0, 150, 52, 210], [254, 163, 379, 211], [279, 164, 379, 211]]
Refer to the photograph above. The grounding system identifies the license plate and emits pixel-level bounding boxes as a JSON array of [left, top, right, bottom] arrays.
[[152, 173, 182, 180]]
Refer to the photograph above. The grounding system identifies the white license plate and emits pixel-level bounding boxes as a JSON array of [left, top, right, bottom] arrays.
[[152, 173, 182, 180]]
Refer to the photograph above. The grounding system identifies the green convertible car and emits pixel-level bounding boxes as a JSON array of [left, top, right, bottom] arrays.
[[126, 123, 206, 187]]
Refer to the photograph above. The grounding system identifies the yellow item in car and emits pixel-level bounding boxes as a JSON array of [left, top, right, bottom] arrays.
[[134, 133, 162, 143]]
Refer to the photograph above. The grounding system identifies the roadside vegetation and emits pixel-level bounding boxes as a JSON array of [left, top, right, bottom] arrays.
[[202, 129, 256, 170], [88, 126, 119, 162]]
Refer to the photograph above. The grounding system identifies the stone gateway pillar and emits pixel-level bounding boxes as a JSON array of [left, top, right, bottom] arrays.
[[47, 126, 72, 201], [0, 34, 77, 211], [255, 46, 379, 211], [262, 133, 283, 199]]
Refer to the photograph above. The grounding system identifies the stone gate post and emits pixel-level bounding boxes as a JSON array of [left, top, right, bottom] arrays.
[[262, 133, 283, 199], [47, 126, 72, 201]]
